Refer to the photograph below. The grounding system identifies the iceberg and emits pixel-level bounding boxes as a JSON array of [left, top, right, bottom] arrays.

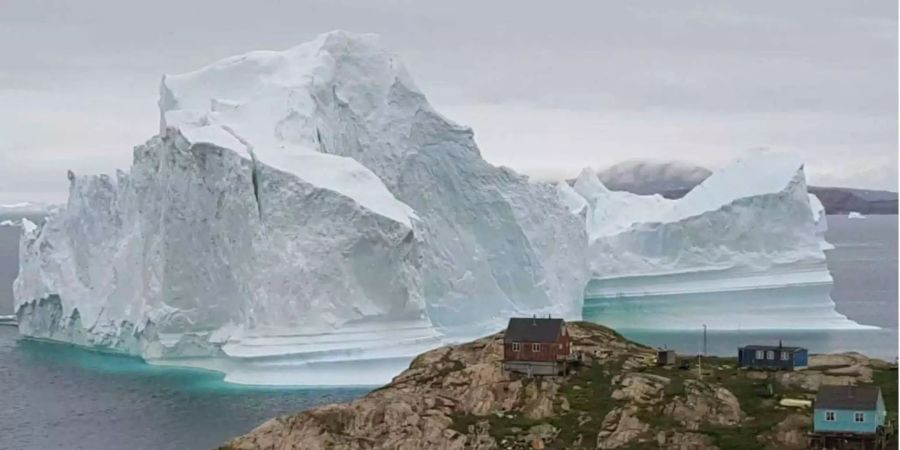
[[808, 193, 834, 251], [570, 154, 866, 331], [12, 31, 861, 385], [13, 31, 587, 385]]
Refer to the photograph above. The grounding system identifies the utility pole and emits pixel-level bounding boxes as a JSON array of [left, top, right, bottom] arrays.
[[698, 324, 707, 380], [703, 324, 707, 356]]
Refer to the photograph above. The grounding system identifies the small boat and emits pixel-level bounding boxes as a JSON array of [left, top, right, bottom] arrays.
[[0, 315, 17, 326], [847, 211, 866, 219]]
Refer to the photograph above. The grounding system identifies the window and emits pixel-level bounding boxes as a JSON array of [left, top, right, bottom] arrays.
[[532, 343, 541, 352], [767, 350, 775, 360], [781, 351, 790, 361], [512, 342, 520, 352], [825, 411, 836, 421], [755, 350, 764, 359], [854, 412, 865, 423]]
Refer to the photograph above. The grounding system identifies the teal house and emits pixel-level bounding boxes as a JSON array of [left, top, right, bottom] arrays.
[[813, 385, 886, 434]]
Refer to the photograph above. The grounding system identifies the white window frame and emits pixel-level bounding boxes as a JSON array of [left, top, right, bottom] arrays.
[[767, 350, 775, 360], [781, 351, 790, 361], [532, 343, 541, 352], [825, 411, 836, 421], [854, 412, 865, 423], [755, 350, 764, 359], [512, 342, 520, 352]]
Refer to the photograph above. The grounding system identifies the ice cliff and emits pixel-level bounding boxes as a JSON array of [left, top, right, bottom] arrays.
[[13, 31, 587, 385], [569, 154, 861, 330]]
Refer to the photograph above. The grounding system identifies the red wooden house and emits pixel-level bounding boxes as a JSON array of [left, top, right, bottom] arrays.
[[502, 317, 571, 376]]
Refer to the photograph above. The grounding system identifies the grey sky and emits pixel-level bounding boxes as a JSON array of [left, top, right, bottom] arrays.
[[1, 0, 896, 203]]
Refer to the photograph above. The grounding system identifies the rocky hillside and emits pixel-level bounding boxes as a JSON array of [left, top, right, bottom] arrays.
[[219, 322, 897, 450]]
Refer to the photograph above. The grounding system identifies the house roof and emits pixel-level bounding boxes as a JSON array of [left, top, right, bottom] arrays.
[[740, 344, 805, 352], [504, 318, 564, 343], [815, 385, 882, 410]]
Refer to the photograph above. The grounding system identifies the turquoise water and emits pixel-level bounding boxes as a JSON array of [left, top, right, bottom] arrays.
[[0, 326, 367, 450]]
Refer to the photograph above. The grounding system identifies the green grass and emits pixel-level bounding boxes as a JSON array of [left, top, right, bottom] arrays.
[[874, 366, 898, 423]]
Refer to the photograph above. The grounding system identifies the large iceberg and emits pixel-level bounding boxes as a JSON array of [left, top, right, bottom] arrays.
[[13, 31, 863, 385], [13, 31, 587, 385], [568, 154, 864, 330]]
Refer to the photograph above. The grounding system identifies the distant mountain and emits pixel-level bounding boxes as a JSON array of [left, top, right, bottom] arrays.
[[594, 160, 898, 215], [597, 160, 712, 195], [805, 186, 898, 215]]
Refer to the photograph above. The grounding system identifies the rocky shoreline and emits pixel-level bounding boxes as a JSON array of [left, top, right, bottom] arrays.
[[219, 322, 896, 450]]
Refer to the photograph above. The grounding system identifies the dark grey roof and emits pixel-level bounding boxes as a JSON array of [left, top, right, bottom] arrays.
[[504, 318, 564, 343], [740, 344, 805, 352], [816, 385, 882, 410]]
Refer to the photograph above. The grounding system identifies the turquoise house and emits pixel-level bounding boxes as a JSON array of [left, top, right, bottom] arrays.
[[813, 385, 886, 434]]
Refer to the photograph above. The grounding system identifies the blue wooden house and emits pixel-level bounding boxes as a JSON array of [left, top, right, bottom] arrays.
[[737, 344, 807, 370], [810, 385, 888, 449], [814, 385, 886, 434]]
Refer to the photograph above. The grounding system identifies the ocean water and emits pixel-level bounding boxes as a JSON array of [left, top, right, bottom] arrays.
[[0, 215, 896, 449], [0, 326, 367, 450]]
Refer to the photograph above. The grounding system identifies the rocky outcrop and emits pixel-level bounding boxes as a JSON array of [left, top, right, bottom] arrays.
[[760, 414, 811, 450], [596, 406, 649, 449], [220, 324, 894, 450], [777, 352, 881, 390], [656, 431, 718, 450], [663, 380, 743, 430], [610, 373, 670, 405], [221, 322, 654, 450]]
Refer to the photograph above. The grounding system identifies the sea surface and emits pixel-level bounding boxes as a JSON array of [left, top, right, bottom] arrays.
[[0, 215, 896, 449]]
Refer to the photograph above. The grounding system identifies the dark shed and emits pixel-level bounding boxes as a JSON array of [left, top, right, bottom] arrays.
[[657, 349, 677, 366]]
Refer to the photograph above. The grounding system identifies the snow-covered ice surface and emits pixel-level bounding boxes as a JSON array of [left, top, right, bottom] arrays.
[[572, 154, 867, 331], [13, 31, 587, 385]]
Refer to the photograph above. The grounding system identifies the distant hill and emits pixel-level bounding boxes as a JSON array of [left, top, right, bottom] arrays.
[[597, 160, 712, 195], [596, 161, 898, 215]]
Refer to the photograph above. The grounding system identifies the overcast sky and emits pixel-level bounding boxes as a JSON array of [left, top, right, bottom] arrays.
[[1, 0, 897, 203]]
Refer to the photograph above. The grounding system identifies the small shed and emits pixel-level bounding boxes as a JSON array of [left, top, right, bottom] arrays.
[[657, 349, 676, 366], [502, 317, 571, 376], [738, 344, 808, 371], [810, 385, 888, 449]]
